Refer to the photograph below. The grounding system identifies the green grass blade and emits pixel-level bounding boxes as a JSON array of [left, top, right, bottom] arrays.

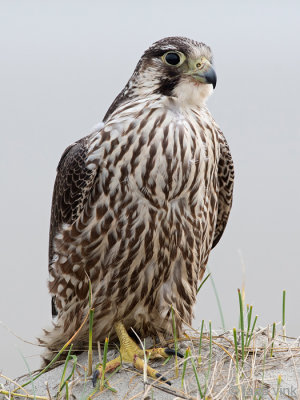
[[100, 337, 109, 391], [88, 308, 95, 376], [88, 278, 92, 308], [60, 355, 77, 392], [104, 382, 117, 393], [246, 305, 253, 346], [190, 354, 203, 398], [270, 322, 276, 357], [162, 355, 171, 365], [238, 289, 245, 364], [59, 344, 73, 393], [282, 289, 286, 338], [204, 321, 212, 397], [21, 345, 69, 389], [197, 273, 211, 294], [233, 328, 239, 375], [198, 319, 204, 364], [245, 315, 258, 348], [65, 381, 69, 400], [181, 347, 190, 389], [207, 266, 226, 330]]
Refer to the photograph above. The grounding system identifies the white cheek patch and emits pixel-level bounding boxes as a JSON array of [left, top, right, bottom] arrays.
[[173, 79, 213, 107]]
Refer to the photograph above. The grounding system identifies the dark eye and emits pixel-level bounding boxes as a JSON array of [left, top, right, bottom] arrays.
[[162, 51, 186, 67], [164, 52, 181, 65]]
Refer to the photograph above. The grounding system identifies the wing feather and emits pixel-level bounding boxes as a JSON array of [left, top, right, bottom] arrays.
[[212, 132, 234, 248], [48, 135, 98, 316]]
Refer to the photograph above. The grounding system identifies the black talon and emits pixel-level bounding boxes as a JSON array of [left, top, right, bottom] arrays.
[[156, 372, 172, 386], [164, 348, 184, 358], [92, 369, 100, 387]]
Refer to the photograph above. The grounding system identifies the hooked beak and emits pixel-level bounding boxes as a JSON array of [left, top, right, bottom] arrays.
[[187, 57, 217, 89]]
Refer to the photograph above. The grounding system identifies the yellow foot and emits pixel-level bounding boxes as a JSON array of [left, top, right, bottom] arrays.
[[92, 321, 183, 387]]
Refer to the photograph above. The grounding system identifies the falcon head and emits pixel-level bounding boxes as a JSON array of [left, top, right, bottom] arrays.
[[104, 37, 216, 121], [138, 37, 216, 101]]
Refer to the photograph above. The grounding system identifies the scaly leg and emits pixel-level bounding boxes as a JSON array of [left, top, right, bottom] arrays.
[[92, 321, 183, 386]]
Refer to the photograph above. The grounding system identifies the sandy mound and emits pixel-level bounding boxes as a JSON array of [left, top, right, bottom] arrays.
[[1, 327, 300, 399]]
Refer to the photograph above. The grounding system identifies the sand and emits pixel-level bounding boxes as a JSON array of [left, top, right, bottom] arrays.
[[1, 328, 300, 399]]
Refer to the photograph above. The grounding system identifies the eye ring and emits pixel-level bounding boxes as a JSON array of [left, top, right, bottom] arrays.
[[162, 51, 186, 67]]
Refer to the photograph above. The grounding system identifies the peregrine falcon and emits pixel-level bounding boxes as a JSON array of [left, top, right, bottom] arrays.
[[41, 36, 234, 383]]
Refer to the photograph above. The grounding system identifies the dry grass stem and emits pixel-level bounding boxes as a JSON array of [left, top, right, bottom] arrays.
[[2, 302, 300, 400]]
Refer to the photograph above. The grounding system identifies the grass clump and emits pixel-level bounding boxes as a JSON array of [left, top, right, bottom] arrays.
[[1, 280, 297, 400]]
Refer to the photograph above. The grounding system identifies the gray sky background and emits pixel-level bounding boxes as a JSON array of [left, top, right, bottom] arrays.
[[1, 0, 299, 377]]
